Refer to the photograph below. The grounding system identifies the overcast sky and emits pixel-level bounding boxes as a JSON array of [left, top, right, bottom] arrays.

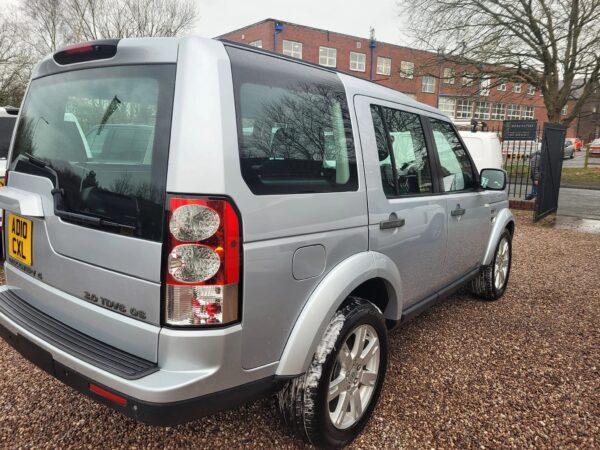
[[194, 0, 410, 45]]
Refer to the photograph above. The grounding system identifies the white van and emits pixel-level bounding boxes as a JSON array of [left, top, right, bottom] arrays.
[[458, 130, 503, 171]]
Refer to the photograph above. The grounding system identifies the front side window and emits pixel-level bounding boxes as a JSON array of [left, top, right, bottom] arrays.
[[371, 105, 433, 197], [506, 104, 521, 119], [376, 57, 391, 76], [282, 40, 302, 58], [227, 46, 357, 195], [421, 76, 435, 93], [456, 99, 473, 119], [400, 61, 414, 79], [438, 96, 456, 119], [475, 101, 491, 119], [350, 52, 366, 72], [10, 65, 176, 241], [430, 119, 476, 192], [319, 46, 337, 67]]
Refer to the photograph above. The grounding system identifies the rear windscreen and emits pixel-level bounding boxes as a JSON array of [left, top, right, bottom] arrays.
[[0, 117, 16, 159], [10, 65, 176, 241]]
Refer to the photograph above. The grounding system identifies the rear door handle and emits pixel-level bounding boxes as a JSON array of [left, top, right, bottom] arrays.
[[451, 207, 466, 216], [380, 213, 405, 230]]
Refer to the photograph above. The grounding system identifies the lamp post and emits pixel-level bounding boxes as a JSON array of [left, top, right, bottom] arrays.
[[273, 22, 284, 52], [369, 27, 377, 81]]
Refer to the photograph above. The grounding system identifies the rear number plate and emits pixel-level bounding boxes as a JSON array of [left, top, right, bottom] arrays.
[[8, 214, 33, 266]]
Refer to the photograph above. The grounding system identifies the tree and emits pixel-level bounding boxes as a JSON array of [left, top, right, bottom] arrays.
[[0, 13, 32, 105], [398, 0, 600, 125]]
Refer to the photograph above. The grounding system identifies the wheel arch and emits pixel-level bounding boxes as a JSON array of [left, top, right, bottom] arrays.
[[275, 251, 402, 377], [482, 207, 515, 266]]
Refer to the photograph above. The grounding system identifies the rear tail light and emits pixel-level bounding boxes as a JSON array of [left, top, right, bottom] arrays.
[[53, 39, 119, 65], [165, 197, 241, 327]]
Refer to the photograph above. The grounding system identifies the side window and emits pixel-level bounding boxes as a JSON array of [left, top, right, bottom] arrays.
[[430, 119, 476, 192], [370, 105, 433, 197], [227, 46, 358, 195]]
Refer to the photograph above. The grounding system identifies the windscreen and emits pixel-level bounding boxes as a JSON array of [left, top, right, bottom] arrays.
[[10, 65, 176, 241]]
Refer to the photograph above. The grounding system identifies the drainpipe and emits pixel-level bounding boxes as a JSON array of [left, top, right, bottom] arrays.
[[369, 27, 377, 81], [273, 22, 284, 52]]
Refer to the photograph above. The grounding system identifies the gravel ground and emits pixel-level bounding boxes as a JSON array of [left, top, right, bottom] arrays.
[[0, 213, 599, 448]]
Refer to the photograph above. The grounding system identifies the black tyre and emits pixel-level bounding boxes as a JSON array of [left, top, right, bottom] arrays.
[[471, 229, 512, 300], [277, 297, 388, 448]]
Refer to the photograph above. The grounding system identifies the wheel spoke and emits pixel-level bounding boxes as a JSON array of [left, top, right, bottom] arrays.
[[333, 392, 351, 428], [352, 326, 368, 360], [360, 370, 377, 387], [328, 376, 345, 402], [338, 343, 353, 370], [359, 336, 380, 366], [350, 389, 363, 420]]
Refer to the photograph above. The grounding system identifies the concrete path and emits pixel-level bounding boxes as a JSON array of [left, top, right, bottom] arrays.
[[557, 187, 600, 220]]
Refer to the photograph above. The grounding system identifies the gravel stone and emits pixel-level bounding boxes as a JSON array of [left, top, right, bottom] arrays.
[[0, 212, 598, 448]]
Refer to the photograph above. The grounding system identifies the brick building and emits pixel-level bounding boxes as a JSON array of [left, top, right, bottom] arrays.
[[220, 18, 596, 139]]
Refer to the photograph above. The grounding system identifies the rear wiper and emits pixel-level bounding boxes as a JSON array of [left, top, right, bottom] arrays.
[[15, 152, 137, 233]]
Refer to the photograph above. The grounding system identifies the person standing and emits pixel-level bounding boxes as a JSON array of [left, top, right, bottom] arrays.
[[525, 149, 541, 200]]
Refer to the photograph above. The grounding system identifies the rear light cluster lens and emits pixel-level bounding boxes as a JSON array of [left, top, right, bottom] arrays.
[[165, 198, 240, 327]]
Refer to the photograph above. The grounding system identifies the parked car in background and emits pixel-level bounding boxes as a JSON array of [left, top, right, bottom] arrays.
[[565, 137, 582, 152], [563, 140, 575, 159], [589, 138, 600, 157], [458, 131, 503, 171], [0, 107, 18, 186], [0, 37, 514, 448]]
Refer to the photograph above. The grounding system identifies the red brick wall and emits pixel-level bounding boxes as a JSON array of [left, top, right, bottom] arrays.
[[221, 19, 581, 137]]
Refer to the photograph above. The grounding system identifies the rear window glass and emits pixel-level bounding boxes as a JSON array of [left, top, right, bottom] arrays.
[[10, 65, 175, 241], [0, 117, 16, 159], [227, 46, 358, 195]]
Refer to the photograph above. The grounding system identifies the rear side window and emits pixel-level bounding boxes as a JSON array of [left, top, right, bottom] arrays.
[[0, 117, 16, 159], [430, 119, 476, 192], [226, 46, 358, 195], [370, 105, 433, 197]]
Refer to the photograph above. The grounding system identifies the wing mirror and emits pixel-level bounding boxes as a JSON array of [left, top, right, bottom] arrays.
[[480, 168, 507, 191]]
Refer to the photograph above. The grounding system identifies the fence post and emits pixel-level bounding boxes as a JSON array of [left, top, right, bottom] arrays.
[[584, 145, 589, 169]]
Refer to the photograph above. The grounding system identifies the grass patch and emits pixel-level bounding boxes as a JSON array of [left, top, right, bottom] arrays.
[[561, 167, 600, 186]]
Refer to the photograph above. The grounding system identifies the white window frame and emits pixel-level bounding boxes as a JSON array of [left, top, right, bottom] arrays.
[[400, 61, 414, 79], [527, 84, 535, 96], [349, 52, 366, 72], [512, 82, 522, 93], [319, 46, 337, 67], [438, 96, 456, 119], [497, 80, 507, 91], [480, 77, 491, 96], [421, 76, 436, 93], [376, 56, 392, 76], [403, 93, 417, 100], [249, 40, 262, 48], [475, 101, 491, 119], [561, 105, 568, 116], [522, 106, 535, 119], [443, 67, 455, 84], [491, 103, 506, 120], [456, 99, 473, 119], [462, 73, 474, 86], [506, 104, 521, 119], [282, 40, 302, 59]]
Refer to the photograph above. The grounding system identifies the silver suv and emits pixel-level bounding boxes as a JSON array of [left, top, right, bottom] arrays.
[[0, 37, 514, 447]]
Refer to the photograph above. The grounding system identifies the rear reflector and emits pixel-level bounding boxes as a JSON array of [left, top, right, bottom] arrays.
[[89, 383, 128, 406], [54, 39, 119, 65]]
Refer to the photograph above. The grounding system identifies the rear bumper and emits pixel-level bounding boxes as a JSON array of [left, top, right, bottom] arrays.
[[0, 320, 282, 425]]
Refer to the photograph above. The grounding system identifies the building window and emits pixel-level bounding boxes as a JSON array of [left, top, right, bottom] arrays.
[[462, 73, 474, 86], [438, 96, 456, 119], [522, 106, 535, 119], [349, 52, 366, 72], [475, 101, 491, 119], [282, 40, 302, 59], [403, 93, 417, 100], [497, 80, 507, 91], [249, 40, 262, 48], [443, 68, 455, 84], [319, 46, 337, 67], [527, 85, 535, 95], [491, 103, 506, 120], [512, 82, 522, 93], [356, 42, 362, 49], [561, 105, 568, 116], [506, 104, 521, 119], [421, 76, 436, 93], [480, 78, 491, 96], [376, 57, 392, 76], [456, 99, 473, 119], [400, 61, 414, 79]]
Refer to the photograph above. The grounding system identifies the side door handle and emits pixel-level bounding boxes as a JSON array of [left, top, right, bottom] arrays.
[[380, 213, 405, 230], [451, 206, 466, 216]]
